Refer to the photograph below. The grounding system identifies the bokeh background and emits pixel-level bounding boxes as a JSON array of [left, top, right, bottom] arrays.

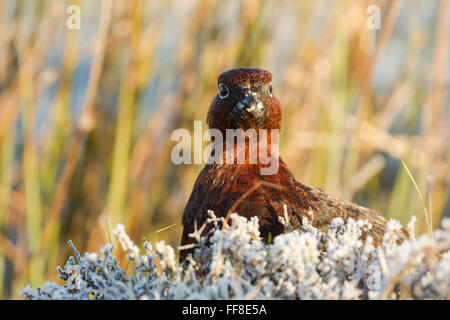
[[0, 0, 449, 299]]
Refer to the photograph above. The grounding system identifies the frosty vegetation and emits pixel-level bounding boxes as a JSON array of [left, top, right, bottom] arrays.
[[21, 209, 450, 300]]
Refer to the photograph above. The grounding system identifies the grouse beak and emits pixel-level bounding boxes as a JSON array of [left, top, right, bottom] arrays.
[[231, 92, 266, 124]]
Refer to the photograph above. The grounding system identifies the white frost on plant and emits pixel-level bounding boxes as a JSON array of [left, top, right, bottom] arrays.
[[21, 213, 450, 300]]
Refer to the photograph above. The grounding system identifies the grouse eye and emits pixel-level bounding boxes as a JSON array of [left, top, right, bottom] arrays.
[[268, 83, 273, 98], [218, 83, 229, 99]]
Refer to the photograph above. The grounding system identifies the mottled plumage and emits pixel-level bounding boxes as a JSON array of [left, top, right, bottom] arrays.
[[180, 68, 407, 259]]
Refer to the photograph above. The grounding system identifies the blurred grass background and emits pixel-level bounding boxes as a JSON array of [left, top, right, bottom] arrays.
[[0, 0, 448, 299]]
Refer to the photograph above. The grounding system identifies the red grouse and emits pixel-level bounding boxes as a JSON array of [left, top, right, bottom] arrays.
[[180, 68, 406, 259]]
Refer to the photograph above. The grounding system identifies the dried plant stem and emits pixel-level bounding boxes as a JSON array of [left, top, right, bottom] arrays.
[[39, 0, 113, 249], [401, 161, 432, 239]]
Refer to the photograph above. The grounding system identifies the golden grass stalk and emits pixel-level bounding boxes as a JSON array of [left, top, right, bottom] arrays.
[[401, 161, 433, 239]]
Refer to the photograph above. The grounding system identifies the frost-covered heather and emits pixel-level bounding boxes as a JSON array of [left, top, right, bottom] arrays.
[[21, 211, 450, 300]]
